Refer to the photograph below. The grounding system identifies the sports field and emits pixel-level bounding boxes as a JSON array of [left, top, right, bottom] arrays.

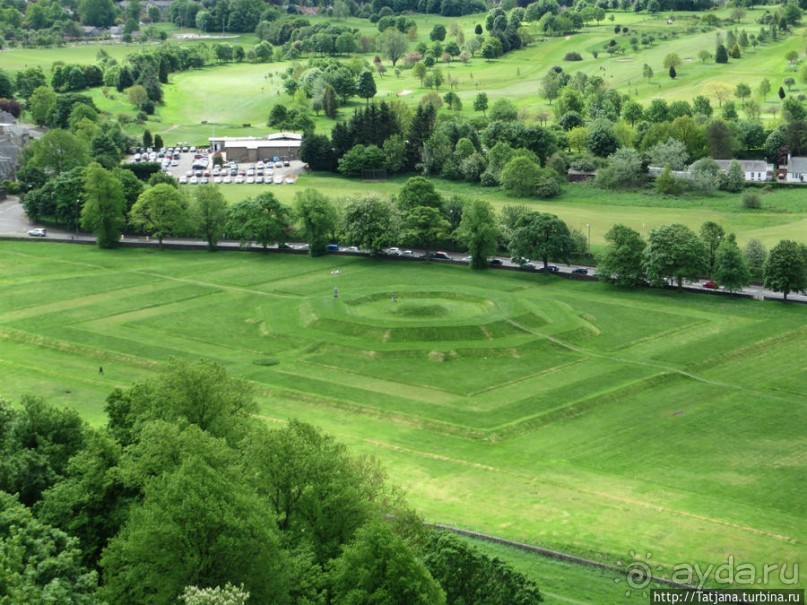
[[1, 241, 803, 600]]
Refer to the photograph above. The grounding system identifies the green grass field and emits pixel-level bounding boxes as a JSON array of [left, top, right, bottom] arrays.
[[1, 241, 804, 600]]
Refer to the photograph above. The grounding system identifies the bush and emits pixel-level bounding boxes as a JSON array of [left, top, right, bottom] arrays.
[[479, 171, 499, 187], [563, 51, 583, 61], [741, 191, 762, 209]]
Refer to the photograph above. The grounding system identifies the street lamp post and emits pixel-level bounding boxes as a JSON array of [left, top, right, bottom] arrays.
[[586, 223, 591, 253], [75, 199, 80, 236]]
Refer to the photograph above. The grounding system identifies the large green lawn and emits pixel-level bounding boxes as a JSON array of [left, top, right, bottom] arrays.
[[1, 241, 804, 600]]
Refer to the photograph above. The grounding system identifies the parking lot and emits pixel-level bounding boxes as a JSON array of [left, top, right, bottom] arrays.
[[129, 146, 305, 186]]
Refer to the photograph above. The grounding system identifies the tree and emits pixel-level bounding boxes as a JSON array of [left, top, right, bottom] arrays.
[[597, 224, 647, 287], [587, 120, 619, 157], [784, 76, 796, 91], [779, 86, 786, 100], [25, 128, 90, 176], [540, 73, 561, 105], [704, 119, 736, 159], [0, 396, 88, 508], [734, 82, 751, 105], [715, 43, 729, 64], [29, 85, 57, 127], [743, 238, 767, 277], [78, 0, 117, 26], [423, 532, 543, 605], [380, 28, 409, 67], [0, 491, 101, 603], [663, 52, 682, 69], [81, 162, 126, 248], [643, 63, 654, 81], [100, 458, 290, 605], [473, 92, 489, 115], [724, 159, 745, 192], [329, 522, 445, 605], [130, 183, 188, 247], [643, 223, 708, 289], [294, 189, 338, 256], [698, 49, 713, 63], [342, 195, 399, 256], [454, 199, 499, 270], [226, 192, 291, 249], [595, 147, 644, 189], [357, 70, 377, 105], [401, 206, 450, 260], [714, 233, 750, 293], [190, 185, 227, 251], [430, 24, 447, 41], [509, 212, 574, 269], [648, 138, 689, 170], [699, 220, 725, 276], [14, 67, 47, 101], [397, 176, 442, 212], [764, 240, 807, 301], [501, 157, 541, 197]]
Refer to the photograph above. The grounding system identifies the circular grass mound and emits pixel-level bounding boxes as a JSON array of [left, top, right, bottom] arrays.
[[390, 302, 449, 318]]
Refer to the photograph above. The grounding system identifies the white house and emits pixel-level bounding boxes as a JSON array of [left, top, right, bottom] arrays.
[[782, 155, 807, 183], [711, 159, 773, 182]]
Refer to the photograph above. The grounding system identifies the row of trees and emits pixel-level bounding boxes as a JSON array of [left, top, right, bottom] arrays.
[[599, 222, 807, 299], [0, 360, 543, 603], [20, 150, 805, 300]]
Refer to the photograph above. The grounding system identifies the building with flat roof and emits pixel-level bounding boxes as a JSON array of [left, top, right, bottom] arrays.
[[208, 132, 302, 163]]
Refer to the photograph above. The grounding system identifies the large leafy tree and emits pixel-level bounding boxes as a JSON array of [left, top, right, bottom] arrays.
[[423, 532, 543, 605], [242, 420, 387, 565], [37, 431, 134, 568], [189, 184, 227, 251], [643, 223, 708, 289], [379, 27, 409, 66], [78, 0, 118, 26], [714, 233, 750, 293], [107, 358, 257, 445], [454, 199, 499, 270], [226, 192, 291, 249], [81, 162, 126, 248], [342, 195, 399, 255], [0, 396, 87, 507], [508, 212, 574, 269], [100, 458, 291, 605], [0, 492, 102, 603], [294, 189, 338, 257], [401, 206, 450, 260], [328, 522, 446, 605], [764, 239, 807, 301], [24, 128, 90, 176], [597, 224, 647, 287], [501, 157, 542, 197], [699, 220, 725, 277], [397, 176, 443, 212], [130, 183, 188, 247]]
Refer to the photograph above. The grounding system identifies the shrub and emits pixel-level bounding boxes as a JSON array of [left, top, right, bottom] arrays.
[[564, 51, 583, 61], [741, 191, 761, 209]]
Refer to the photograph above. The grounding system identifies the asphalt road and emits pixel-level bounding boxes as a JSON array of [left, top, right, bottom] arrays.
[[3, 195, 805, 304]]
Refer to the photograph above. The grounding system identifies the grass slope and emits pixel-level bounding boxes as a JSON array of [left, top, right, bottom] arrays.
[[1, 241, 804, 599]]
